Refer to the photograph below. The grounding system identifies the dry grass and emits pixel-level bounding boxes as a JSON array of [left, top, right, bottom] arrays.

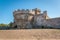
[[0, 29, 60, 40]]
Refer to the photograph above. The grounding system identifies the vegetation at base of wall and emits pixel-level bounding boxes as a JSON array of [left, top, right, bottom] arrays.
[[0, 22, 13, 27], [0, 23, 60, 29], [0, 22, 15, 30], [0, 23, 9, 30], [0, 23, 8, 27]]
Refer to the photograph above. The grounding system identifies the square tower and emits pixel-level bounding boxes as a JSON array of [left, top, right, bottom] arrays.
[[34, 8, 41, 15]]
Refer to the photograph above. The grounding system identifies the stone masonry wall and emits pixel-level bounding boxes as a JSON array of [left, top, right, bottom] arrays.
[[46, 18, 60, 28]]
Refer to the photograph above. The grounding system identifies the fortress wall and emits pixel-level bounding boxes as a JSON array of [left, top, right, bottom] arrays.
[[34, 14, 46, 26], [13, 8, 60, 28], [46, 18, 60, 28]]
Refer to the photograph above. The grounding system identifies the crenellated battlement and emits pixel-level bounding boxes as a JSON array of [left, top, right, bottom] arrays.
[[13, 8, 41, 15], [13, 9, 34, 13], [13, 9, 35, 15]]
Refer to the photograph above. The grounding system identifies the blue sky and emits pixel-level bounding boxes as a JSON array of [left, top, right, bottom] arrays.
[[0, 0, 60, 24]]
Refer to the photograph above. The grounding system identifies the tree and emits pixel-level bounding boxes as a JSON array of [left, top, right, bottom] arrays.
[[0, 23, 8, 27], [8, 22, 13, 27]]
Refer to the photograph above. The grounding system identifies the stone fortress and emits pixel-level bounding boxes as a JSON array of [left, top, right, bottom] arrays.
[[13, 8, 60, 29]]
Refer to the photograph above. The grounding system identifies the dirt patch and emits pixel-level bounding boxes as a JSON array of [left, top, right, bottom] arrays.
[[0, 29, 60, 40]]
